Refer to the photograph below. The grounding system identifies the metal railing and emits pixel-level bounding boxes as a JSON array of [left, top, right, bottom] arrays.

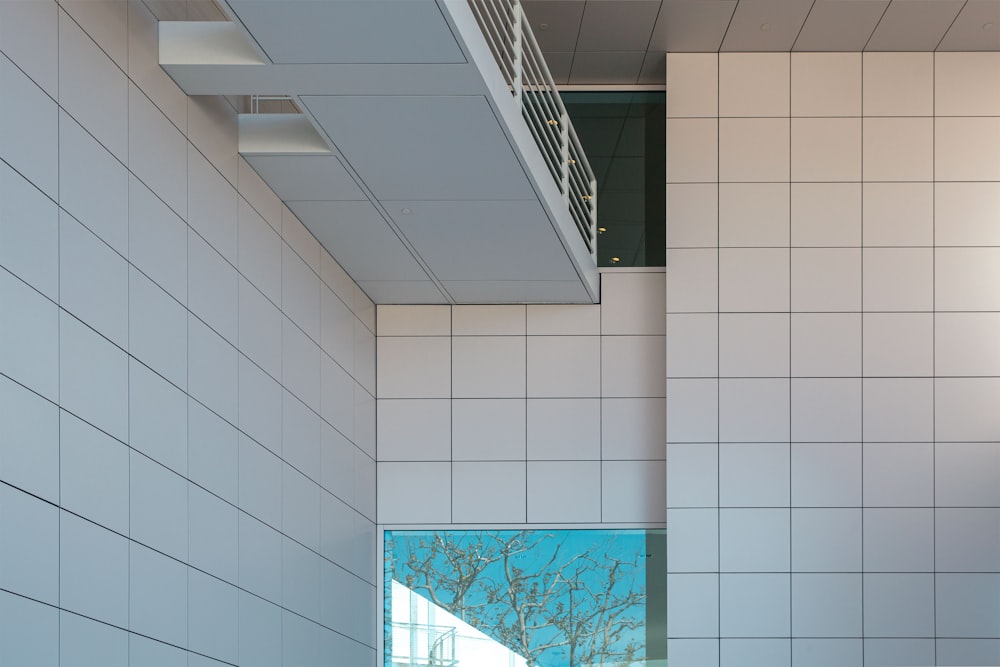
[[468, 0, 598, 261]]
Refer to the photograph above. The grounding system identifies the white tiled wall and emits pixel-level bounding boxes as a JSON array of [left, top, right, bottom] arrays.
[[0, 2, 376, 664], [376, 270, 667, 527], [667, 52, 1000, 667]]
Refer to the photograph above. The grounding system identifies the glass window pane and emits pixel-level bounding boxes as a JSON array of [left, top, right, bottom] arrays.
[[384, 528, 666, 667]]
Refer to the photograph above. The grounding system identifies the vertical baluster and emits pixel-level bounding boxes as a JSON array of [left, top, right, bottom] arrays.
[[560, 111, 569, 200], [511, 3, 522, 106]]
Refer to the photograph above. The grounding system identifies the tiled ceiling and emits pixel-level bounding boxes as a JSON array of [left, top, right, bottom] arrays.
[[523, 0, 1000, 85]]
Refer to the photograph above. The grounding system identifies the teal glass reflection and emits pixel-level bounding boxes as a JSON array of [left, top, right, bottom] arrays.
[[561, 92, 666, 268], [384, 529, 666, 667]]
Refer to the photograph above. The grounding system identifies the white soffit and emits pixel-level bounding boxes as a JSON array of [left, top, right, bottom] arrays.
[[793, 0, 889, 51], [226, 0, 466, 64], [159, 0, 604, 304], [244, 155, 367, 201], [358, 281, 449, 304], [649, 0, 737, 52], [866, 0, 965, 50], [576, 0, 661, 51], [286, 200, 432, 283], [938, 0, 1000, 51], [522, 0, 587, 51], [387, 200, 580, 282], [300, 95, 536, 201], [721, 0, 815, 51]]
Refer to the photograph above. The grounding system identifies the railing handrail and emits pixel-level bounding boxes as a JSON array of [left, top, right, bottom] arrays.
[[468, 0, 598, 262]]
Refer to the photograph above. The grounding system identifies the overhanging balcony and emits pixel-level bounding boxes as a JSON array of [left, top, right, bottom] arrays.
[[159, 0, 599, 304]]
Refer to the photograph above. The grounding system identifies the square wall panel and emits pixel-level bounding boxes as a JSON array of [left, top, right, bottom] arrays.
[[863, 53, 933, 117], [667, 443, 719, 508], [600, 272, 666, 336], [719, 248, 789, 313], [863, 508, 934, 572], [527, 335, 601, 397], [667, 379, 719, 443], [377, 462, 450, 524], [667, 508, 719, 572], [666, 184, 719, 248], [453, 305, 525, 336], [667, 249, 718, 313], [719, 53, 790, 117], [720, 574, 790, 638], [719, 183, 790, 248], [935, 52, 1000, 116], [863, 313, 933, 377], [666, 119, 718, 183], [936, 247, 1000, 311], [936, 182, 1000, 246], [791, 53, 861, 118], [863, 118, 934, 182], [791, 443, 861, 507], [792, 639, 862, 667], [790, 183, 861, 248], [719, 379, 790, 443], [792, 508, 862, 572], [863, 442, 934, 508], [936, 378, 1000, 442], [791, 118, 861, 182], [791, 378, 862, 443], [863, 183, 934, 247], [452, 399, 526, 461], [376, 399, 450, 461], [791, 248, 861, 312], [667, 574, 719, 638], [935, 575, 1000, 638], [863, 573, 935, 638], [791, 573, 862, 637], [936, 117, 1000, 182], [937, 313, 1000, 376], [452, 336, 526, 398], [452, 462, 526, 523], [719, 118, 790, 183], [719, 443, 789, 508], [719, 509, 790, 572], [527, 398, 600, 460], [526, 461, 601, 523], [602, 460, 666, 523], [376, 337, 450, 398], [935, 442, 1000, 508], [602, 397, 665, 460], [666, 53, 719, 118], [935, 508, 1000, 573], [863, 639, 935, 667], [720, 639, 790, 667], [791, 313, 861, 377], [526, 304, 600, 336], [667, 314, 718, 378], [601, 335, 666, 398], [719, 313, 789, 378]]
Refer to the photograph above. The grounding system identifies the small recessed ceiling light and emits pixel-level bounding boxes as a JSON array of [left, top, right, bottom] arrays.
[[400, 208, 412, 215], [539, 22, 549, 31], [610, 257, 621, 264], [760, 22, 771, 31], [597, 227, 607, 234], [983, 21, 994, 30]]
